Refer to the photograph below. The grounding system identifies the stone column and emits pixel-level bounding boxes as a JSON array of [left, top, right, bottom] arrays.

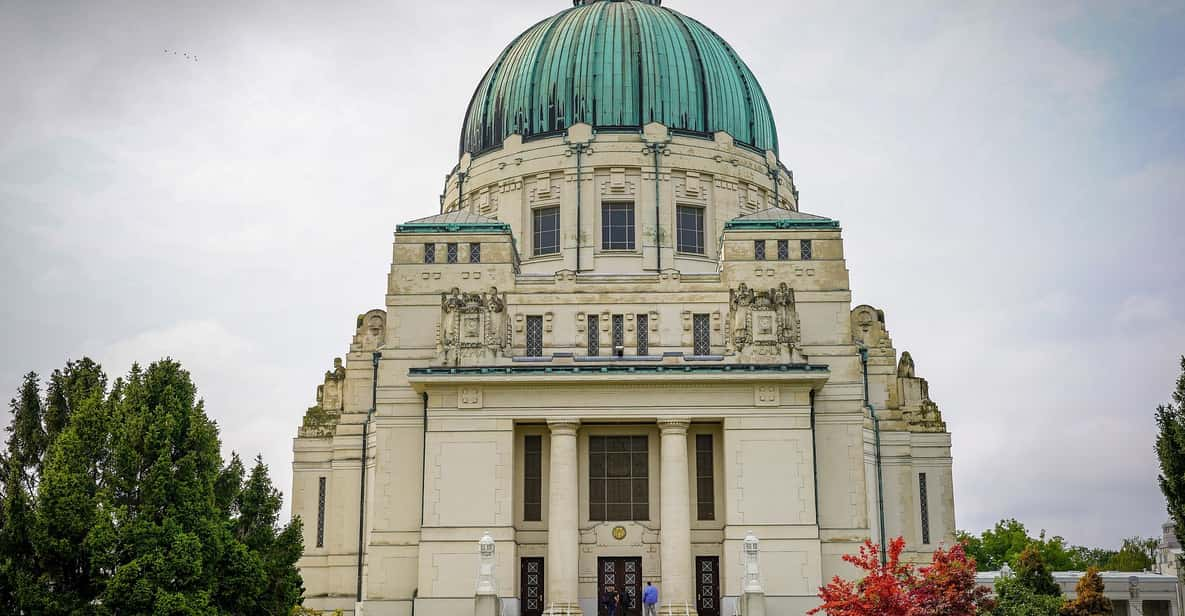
[[544, 419, 582, 615], [658, 418, 696, 616]]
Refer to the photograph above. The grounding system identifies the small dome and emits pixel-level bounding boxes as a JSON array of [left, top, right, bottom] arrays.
[[460, 0, 778, 156]]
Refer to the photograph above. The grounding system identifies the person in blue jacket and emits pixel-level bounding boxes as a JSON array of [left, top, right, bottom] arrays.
[[642, 581, 658, 616]]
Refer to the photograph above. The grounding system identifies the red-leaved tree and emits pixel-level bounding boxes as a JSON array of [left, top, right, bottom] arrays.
[[809, 537, 993, 616]]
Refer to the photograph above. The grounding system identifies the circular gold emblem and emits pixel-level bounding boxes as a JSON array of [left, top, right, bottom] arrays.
[[612, 526, 627, 541]]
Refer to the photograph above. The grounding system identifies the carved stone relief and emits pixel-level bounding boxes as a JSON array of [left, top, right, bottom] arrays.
[[352, 309, 387, 352], [727, 282, 805, 363], [896, 351, 946, 433], [300, 357, 346, 438], [851, 305, 892, 352], [439, 286, 509, 365]]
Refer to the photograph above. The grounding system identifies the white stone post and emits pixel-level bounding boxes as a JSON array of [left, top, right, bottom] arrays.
[[475, 532, 500, 616], [741, 531, 766, 616], [658, 418, 695, 616], [544, 420, 583, 616], [1128, 576, 1142, 616]]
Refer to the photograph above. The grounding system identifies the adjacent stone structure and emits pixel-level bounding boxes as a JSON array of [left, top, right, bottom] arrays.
[[290, 2, 957, 615]]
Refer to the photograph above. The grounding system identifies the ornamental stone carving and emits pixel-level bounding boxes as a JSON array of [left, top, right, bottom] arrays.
[[728, 282, 805, 363], [896, 351, 947, 433], [851, 305, 892, 352], [352, 309, 386, 352], [299, 357, 346, 438], [439, 286, 509, 365]]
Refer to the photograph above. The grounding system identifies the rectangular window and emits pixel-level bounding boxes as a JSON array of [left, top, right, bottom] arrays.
[[777, 239, 789, 260], [754, 240, 766, 260], [696, 435, 714, 520], [636, 314, 649, 356], [447, 242, 459, 264], [524, 435, 542, 521], [526, 316, 543, 357], [589, 435, 649, 521], [676, 205, 705, 255], [693, 313, 711, 355], [469, 243, 481, 263], [423, 243, 435, 264], [800, 239, 813, 260], [587, 314, 600, 356], [919, 473, 930, 544], [612, 314, 624, 353], [533, 206, 560, 256], [316, 476, 326, 548], [602, 202, 635, 250]]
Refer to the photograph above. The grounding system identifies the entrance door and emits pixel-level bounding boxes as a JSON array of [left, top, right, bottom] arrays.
[[695, 556, 720, 616], [520, 557, 544, 616], [597, 556, 642, 616]]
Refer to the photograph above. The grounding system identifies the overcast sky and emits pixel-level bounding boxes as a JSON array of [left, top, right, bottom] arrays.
[[2, 0, 1183, 550]]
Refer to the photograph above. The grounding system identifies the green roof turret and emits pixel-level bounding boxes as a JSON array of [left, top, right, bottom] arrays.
[[460, 0, 778, 156]]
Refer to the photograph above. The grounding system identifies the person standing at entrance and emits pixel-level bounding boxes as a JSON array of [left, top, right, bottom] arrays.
[[602, 585, 621, 616], [642, 581, 658, 616]]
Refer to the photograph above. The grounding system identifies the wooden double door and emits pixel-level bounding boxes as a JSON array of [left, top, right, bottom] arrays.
[[597, 556, 642, 616]]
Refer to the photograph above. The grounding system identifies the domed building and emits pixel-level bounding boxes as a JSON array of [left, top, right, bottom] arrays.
[[290, 1, 956, 615]]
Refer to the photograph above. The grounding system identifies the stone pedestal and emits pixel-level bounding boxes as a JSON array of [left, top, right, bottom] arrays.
[[544, 420, 583, 616], [474, 593, 500, 616], [658, 418, 696, 616]]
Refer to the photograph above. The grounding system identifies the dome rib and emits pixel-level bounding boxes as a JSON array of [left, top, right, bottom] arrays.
[[459, 0, 778, 156]]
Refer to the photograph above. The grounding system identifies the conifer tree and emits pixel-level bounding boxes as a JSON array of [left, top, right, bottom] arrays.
[[0, 372, 47, 611], [1059, 568, 1111, 616], [1156, 356, 1185, 567]]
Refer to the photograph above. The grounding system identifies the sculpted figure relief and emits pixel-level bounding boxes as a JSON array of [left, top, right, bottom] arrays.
[[439, 286, 509, 363], [728, 282, 803, 361]]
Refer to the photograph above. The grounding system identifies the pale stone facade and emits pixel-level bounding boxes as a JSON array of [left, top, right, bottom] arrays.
[[290, 4, 957, 616]]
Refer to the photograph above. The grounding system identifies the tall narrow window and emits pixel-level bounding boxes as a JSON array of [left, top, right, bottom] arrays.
[[587, 314, 600, 356], [800, 239, 813, 260], [446, 242, 459, 264], [754, 240, 766, 260], [696, 435, 715, 520], [533, 206, 560, 256], [612, 314, 624, 353], [676, 205, 705, 254], [636, 314, 649, 356], [423, 243, 436, 264], [589, 436, 649, 521], [602, 202, 635, 250], [919, 473, 930, 545], [524, 435, 542, 521], [469, 243, 481, 263], [316, 476, 326, 548], [777, 239, 789, 260], [693, 313, 710, 355], [526, 315, 543, 357]]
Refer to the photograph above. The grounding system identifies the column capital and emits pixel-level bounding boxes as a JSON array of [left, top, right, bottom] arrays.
[[656, 417, 691, 434], [547, 418, 581, 436]]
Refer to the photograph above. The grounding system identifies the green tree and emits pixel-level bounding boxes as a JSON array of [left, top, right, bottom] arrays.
[[1103, 537, 1157, 572], [1059, 568, 1112, 616], [959, 520, 1075, 571], [1, 357, 305, 615], [1065, 546, 1115, 571], [1015, 545, 1061, 596], [1156, 356, 1185, 571]]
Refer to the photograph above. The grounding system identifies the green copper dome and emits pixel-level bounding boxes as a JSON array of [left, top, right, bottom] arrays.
[[460, 0, 779, 156]]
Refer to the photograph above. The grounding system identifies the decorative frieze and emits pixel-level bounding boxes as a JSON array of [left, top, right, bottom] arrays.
[[727, 282, 805, 363], [439, 287, 509, 364]]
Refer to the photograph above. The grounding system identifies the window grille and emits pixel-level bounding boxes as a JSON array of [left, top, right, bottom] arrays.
[[533, 207, 560, 256], [602, 202, 635, 250], [447, 242, 458, 264], [800, 239, 813, 260], [676, 205, 705, 254], [526, 316, 543, 357], [316, 476, 326, 548], [423, 243, 435, 264], [469, 243, 481, 263], [693, 313, 710, 355], [589, 436, 649, 521], [754, 240, 766, 260], [778, 239, 789, 260], [696, 435, 715, 520], [587, 314, 600, 356], [636, 314, 649, 356], [524, 436, 542, 521], [612, 314, 624, 352], [919, 473, 930, 544]]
